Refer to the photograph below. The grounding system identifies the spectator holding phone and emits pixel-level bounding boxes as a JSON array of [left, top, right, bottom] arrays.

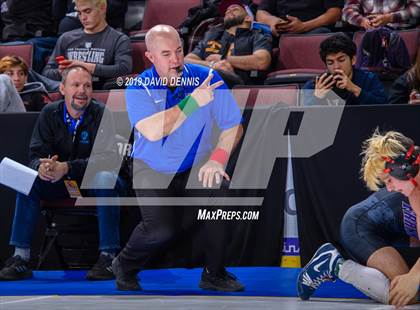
[[389, 46, 420, 105], [302, 33, 387, 105], [342, 0, 420, 30], [42, 0, 132, 90], [255, 0, 343, 36]]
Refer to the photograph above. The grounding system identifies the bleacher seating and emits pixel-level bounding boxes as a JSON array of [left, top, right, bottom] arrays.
[[233, 84, 300, 108], [130, 0, 202, 38], [0, 43, 33, 68], [131, 40, 152, 73], [265, 33, 334, 85]]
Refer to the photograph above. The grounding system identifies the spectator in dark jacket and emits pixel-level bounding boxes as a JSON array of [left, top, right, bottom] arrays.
[[303, 33, 387, 106], [185, 0, 272, 86], [389, 46, 420, 105], [0, 65, 124, 281]]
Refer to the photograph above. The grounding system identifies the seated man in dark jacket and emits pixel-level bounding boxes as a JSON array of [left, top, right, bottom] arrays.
[[185, 0, 272, 86], [0, 65, 125, 281], [302, 33, 387, 106]]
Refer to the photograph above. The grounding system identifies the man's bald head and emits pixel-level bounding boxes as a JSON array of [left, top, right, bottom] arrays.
[[144, 24, 185, 83], [145, 25, 182, 52]]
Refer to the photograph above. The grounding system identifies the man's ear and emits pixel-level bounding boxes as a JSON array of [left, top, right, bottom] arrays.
[[145, 51, 154, 64], [59, 83, 65, 96], [99, 2, 107, 14], [351, 55, 357, 66]]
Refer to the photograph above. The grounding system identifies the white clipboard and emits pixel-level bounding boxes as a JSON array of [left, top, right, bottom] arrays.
[[0, 157, 38, 195]]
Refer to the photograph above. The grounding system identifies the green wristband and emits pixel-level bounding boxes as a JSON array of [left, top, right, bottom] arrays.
[[178, 95, 199, 117]]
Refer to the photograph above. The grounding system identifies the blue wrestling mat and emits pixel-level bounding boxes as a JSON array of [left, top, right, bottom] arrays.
[[0, 267, 367, 298]]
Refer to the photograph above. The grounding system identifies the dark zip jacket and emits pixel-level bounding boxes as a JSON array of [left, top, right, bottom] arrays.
[[29, 99, 118, 183]]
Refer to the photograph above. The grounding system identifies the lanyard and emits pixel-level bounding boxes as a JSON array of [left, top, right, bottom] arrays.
[[63, 105, 84, 142]]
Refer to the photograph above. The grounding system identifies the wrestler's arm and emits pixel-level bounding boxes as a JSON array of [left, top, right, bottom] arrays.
[[389, 258, 420, 308]]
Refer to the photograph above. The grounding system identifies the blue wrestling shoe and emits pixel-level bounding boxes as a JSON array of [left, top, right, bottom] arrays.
[[297, 243, 342, 300]]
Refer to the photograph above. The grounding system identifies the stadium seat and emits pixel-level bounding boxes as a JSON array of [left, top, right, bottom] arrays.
[[47, 91, 63, 102], [131, 40, 152, 73], [130, 0, 202, 38], [187, 17, 222, 53], [265, 33, 334, 85], [92, 90, 110, 105], [0, 43, 33, 68], [233, 84, 300, 108]]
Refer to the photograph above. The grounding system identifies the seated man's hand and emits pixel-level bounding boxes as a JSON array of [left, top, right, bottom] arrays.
[[38, 161, 55, 182], [361, 18, 373, 30], [283, 15, 307, 33], [205, 54, 222, 63], [213, 60, 235, 73], [39, 155, 69, 183], [368, 14, 393, 28], [198, 159, 230, 188], [190, 73, 224, 107], [269, 18, 289, 36], [314, 73, 335, 99], [389, 272, 420, 309]]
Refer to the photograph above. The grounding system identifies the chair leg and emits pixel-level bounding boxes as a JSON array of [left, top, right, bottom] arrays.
[[37, 227, 58, 269]]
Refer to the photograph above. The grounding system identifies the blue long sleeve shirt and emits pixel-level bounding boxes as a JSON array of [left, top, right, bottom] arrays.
[[302, 68, 388, 106]]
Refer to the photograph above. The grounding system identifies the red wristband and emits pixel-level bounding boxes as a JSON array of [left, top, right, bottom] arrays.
[[209, 148, 229, 165]]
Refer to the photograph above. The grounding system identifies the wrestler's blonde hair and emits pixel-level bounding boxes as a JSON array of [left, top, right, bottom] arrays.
[[361, 129, 414, 191]]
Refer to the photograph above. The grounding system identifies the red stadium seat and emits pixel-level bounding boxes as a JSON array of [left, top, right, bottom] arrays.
[[130, 0, 202, 38], [92, 90, 110, 104], [232, 84, 300, 108], [0, 43, 33, 68], [97, 89, 126, 112], [265, 33, 334, 85], [47, 91, 63, 103], [131, 40, 152, 74]]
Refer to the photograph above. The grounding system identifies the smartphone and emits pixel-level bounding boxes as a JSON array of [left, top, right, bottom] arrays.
[[277, 14, 290, 23], [55, 55, 65, 64]]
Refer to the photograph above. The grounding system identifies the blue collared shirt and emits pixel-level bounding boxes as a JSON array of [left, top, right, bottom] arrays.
[[126, 63, 242, 174]]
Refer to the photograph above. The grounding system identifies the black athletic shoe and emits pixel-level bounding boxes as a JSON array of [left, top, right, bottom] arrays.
[[199, 268, 244, 292], [86, 254, 115, 281], [112, 256, 141, 291], [0, 255, 32, 280]]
